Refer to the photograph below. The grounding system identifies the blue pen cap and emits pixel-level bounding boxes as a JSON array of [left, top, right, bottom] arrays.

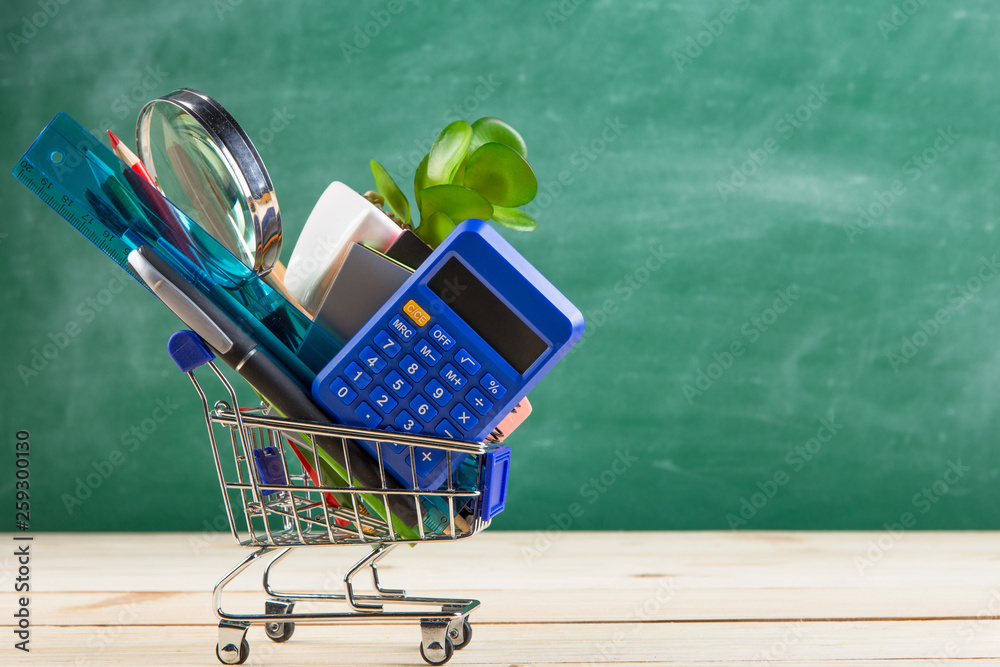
[[167, 330, 215, 373]]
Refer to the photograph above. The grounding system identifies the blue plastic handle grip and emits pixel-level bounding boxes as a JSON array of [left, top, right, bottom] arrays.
[[168, 330, 215, 373], [481, 446, 512, 520]]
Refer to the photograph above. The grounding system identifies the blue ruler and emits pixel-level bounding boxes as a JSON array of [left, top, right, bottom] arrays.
[[13, 126, 139, 281], [12, 112, 340, 385]]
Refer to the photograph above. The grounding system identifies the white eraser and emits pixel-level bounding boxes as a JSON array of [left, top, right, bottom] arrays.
[[284, 182, 402, 313]]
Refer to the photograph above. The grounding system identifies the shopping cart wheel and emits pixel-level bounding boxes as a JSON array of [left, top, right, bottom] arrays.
[[216, 623, 250, 665], [420, 618, 455, 665], [215, 639, 249, 665], [264, 600, 296, 642], [450, 618, 473, 650], [419, 637, 454, 665]]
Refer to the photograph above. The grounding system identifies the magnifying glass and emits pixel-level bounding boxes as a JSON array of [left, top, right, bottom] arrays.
[[135, 89, 288, 283]]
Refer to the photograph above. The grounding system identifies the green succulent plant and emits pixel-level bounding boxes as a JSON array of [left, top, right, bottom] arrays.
[[370, 117, 539, 248]]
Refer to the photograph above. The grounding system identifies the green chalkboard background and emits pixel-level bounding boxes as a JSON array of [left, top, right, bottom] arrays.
[[2, 0, 999, 532]]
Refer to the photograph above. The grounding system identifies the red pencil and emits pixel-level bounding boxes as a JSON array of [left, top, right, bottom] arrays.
[[107, 130, 157, 189]]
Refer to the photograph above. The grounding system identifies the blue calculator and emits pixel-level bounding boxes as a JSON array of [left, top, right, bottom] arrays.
[[311, 219, 585, 490]]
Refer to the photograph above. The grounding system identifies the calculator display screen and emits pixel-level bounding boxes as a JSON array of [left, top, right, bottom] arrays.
[[428, 256, 547, 374]]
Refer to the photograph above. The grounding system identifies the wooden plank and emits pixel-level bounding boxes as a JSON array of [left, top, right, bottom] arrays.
[[11, 531, 1000, 592], [17, 585, 1000, 627], [16, 620, 1000, 665], [4, 532, 1000, 664]]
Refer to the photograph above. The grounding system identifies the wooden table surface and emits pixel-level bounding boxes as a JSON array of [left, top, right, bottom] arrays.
[[2, 531, 1000, 666]]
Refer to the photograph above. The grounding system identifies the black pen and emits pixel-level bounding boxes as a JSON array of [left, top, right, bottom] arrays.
[[127, 244, 420, 529]]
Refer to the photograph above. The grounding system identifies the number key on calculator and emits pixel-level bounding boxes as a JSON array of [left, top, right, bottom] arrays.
[[312, 219, 585, 490]]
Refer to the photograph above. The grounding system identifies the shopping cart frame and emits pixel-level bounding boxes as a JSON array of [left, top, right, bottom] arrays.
[[179, 341, 499, 666]]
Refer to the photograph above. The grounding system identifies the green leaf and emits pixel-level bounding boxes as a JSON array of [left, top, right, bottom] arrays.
[[451, 154, 468, 185], [470, 117, 528, 159], [370, 160, 409, 226], [419, 184, 493, 223], [427, 120, 472, 186], [464, 143, 538, 207], [491, 205, 538, 232], [413, 153, 429, 212], [414, 211, 455, 248]]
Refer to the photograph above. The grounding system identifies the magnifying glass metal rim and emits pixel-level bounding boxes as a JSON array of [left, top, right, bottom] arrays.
[[135, 88, 282, 277]]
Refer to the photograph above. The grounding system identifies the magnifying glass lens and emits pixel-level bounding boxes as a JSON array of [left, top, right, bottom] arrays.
[[137, 89, 281, 279], [140, 102, 256, 268]]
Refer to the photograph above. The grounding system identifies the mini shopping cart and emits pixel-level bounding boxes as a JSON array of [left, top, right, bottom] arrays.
[[168, 330, 512, 666]]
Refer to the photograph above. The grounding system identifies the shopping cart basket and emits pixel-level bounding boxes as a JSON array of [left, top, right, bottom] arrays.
[[168, 330, 512, 665]]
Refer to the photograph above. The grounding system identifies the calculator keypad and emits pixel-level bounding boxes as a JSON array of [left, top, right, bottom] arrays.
[[319, 296, 511, 488]]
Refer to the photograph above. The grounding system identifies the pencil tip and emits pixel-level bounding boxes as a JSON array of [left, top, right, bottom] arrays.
[[107, 130, 120, 148]]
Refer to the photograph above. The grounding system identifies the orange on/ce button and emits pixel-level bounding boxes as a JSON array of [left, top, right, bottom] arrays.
[[403, 300, 430, 327]]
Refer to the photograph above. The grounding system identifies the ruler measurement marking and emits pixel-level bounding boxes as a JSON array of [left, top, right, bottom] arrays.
[[16, 165, 132, 271]]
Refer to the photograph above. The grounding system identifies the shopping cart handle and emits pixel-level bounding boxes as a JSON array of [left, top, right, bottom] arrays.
[[168, 330, 216, 373]]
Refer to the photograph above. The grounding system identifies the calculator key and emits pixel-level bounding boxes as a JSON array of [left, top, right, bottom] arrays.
[[381, 427, 407, 454], [401, 354, 427, 381], [329, 378, 357, 405], [385, 370, 412, 398], [409, 395, 438, 423], [403, 299, 430, 327], [388, 315, 416, 341], [381, 442, 407, 456], [345, 362, 372, 389], [480, 373, 507, 399], [394, 410, 419, 432], [440, 363, 466, 390], [435, 420, 460, 439], [353, 402, 381, 429], [449, 404, 478, 431], [466, 387, 493, 415], [429, 324, 455, 350], [413, 448, 441, 477], [414, 339, 442, 366], [425, 379, 452, 406], [359, 346, 386, 373], [373, 330, 402, 358], [370, 385, 397, 414], [455, 348, 481, 375]]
